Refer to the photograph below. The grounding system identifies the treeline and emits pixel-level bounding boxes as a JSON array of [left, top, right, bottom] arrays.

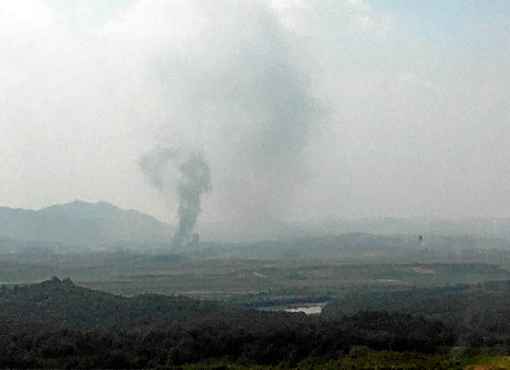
[[0, 277, 228, 328], [3, 278, 510, 368], [324, 280, 510, 346], [0, 311, 455, 369]]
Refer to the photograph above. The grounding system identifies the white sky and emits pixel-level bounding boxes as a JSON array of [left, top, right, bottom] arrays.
[[1, 0, 510, 225]]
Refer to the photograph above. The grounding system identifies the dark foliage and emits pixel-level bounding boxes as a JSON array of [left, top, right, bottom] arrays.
[[0, 277, 228, 328], [324, 280, 510, 346], [0, 279, 457, 368], [0, 311, 456, 368]]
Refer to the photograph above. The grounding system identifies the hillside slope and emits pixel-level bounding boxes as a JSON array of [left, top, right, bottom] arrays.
[[0, 277, 228, 328], [0, 200, 173, 248], [323, 280, 510, 340]]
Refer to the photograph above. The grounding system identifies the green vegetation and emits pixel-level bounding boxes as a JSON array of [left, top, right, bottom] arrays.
[[324, 280, 510, 347], [465, 356, 510, 369], [0, 277, 229, 328], [0, 279, 459, 368], [3, 240, 510, 368], [2, 249, 509, 302], [4, 278, 510, 369]]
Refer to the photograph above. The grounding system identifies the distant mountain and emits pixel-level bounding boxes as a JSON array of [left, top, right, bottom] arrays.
[[297, 217, 510, 240], [4, 200, 510, 253], [197, 232, 510, 261], [200, 217, 308, 242], [202, 216, 510, 243], [0, 200, 173, 249]]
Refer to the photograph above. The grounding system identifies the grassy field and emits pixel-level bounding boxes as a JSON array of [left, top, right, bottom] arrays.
[[465, 356, 510, 369], [1, 252, 510, 304], [180, 352, 510, 369], [3, 252, 510, 368]]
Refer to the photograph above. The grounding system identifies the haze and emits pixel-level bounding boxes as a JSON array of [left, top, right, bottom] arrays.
[[1, 0, 510, 232]]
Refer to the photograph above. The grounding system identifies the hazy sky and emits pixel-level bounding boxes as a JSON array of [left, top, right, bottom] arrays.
[[1, 0, 510, 226]]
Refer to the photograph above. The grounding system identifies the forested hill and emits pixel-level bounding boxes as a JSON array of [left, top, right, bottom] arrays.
[[6, 279, 510, 368], [0, 277, 227, 328], [0, 200, 173, 248], [323, 280, 510, 340], [0, 278, 457, 368]]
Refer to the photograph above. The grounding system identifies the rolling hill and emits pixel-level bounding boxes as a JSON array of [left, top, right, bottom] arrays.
[[0, 277, 228, 328], [0, 200, 173, 249]]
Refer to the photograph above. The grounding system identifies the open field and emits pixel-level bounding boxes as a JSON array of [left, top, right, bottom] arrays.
[[181, 354, 510, 369], [3, 253, 510, 368], [1, 251, 510, 305]]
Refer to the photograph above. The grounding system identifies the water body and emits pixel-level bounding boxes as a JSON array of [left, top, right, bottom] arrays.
[[258, 302, 328, 315], [284, 304, 326, 315]]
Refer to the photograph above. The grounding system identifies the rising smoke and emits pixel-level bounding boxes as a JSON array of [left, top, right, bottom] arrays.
[[139, 148, 211, 247], [145, 1, 322, 233], [3, 1, 510, 229], [173, 153, 211, 247], [138, 147, 177, 193]]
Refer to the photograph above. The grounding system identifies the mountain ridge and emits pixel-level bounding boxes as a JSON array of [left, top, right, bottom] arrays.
[[0, 200, 173, 248]]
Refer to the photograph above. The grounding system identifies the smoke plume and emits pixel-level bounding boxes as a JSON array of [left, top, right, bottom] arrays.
[[145, 1, 322, 231], [173, 152, 211, 247], [138, 148, 177, 193], [139, 148, 211, 247]]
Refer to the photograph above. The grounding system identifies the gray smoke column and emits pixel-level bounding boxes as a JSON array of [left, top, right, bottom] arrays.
[[152, 2, 322, 228], [139, 148, 211, 247], [138, 147, 177, 192], [140, 1, 323, 239], [173, 152, 211, 247]]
